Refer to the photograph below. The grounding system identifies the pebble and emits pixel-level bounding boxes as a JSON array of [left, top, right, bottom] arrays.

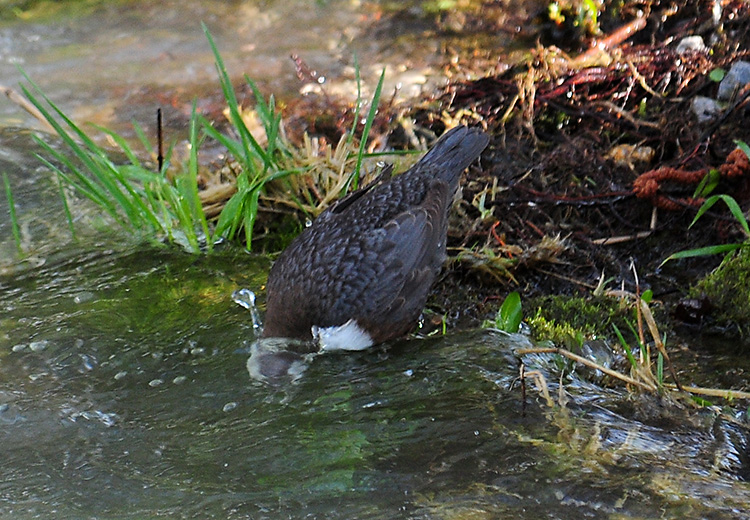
[[29, 340, 48, 352], [691, 96, 722, 123], [676, 36, 706, 54], [717, 61, 750, 101]]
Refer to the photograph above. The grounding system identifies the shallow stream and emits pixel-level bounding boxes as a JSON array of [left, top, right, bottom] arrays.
[[1, 1, 750, 518]]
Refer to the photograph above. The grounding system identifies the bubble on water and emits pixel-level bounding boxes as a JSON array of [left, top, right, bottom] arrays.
[[29, 340, 48, 352], [73, 291, 95, 304], [79, 353, 96, 372]]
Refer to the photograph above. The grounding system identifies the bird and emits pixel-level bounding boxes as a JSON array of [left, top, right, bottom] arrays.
[[261, 125, 489, 351]]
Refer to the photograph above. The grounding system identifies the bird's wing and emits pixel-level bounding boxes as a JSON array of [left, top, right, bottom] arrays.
[[346, 178, 452, 324]]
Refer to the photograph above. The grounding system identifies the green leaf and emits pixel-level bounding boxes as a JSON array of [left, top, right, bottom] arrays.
[[498, 291, 523, 333], [345, 67, 386, 193], [709, 68, 725, 82], [692, 169, 720, 199], [734, 139, 750, 161]]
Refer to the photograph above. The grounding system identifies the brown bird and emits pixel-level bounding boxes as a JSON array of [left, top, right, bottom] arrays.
[[262, 125, 489, 351]]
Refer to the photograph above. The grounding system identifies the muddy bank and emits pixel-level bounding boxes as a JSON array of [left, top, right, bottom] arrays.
[[257, 0, 750, 340]]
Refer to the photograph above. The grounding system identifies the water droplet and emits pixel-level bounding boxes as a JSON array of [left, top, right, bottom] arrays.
[[232, 288, 256, 309], [232, 288, 263, 332], [190, 346, 206, 356], [80, 354, 96, 371]]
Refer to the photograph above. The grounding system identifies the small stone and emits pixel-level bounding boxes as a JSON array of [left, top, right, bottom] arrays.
[[675, 36, 706, 54], [114, 371, 127, 380], [28, 340, 48, 352], [172, 375, 187, 384], [148, 378, 164, 387], [222, 402, 238, 412], [717, 61, 750, 101], [11, 344, 26, 353], [691, 96, 722, 123]]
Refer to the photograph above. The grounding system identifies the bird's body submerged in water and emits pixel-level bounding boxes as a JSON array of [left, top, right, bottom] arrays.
[[262, 125, 489, 351]]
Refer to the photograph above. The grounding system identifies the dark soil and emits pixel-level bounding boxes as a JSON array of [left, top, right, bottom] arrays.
[[259, 0, 750, 335]]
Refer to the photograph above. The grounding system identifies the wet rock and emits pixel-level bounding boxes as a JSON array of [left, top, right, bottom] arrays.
[[691, 96, 722, 123], [717, 61, 750, 101], [674, 296, 712, 325]]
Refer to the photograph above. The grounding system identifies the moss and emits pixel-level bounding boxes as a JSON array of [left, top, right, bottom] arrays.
[[691, 247, 750, 336], [526, 295, 630, 349]]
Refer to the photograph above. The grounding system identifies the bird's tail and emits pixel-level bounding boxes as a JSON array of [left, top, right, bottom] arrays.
[[415, 125, 489, 190]]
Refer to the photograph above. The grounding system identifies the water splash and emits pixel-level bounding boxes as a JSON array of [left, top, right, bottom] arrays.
[[232, 288, 263, 333]]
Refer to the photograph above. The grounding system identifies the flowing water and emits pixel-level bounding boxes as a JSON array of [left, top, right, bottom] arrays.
[[1, 1, 750, 518]]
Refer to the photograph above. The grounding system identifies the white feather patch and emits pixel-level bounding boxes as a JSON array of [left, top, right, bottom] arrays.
[[312, 319, 374, 351]]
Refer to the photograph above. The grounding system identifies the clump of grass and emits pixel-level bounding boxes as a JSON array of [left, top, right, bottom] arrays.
[[197, 23, 299, 250], [662, 141, 750, 265], [21, 72, 211, 252], [14, 26, 397, 254]]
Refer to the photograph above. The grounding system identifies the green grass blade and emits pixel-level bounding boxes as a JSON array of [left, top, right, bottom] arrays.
[[214, 188, 246, 241], [690, 194, 749, 235], [2, 172, 23, 253], [345, 67, 385, 193], [347, 53, 363, 147], [692, 169, 720, 199], [33, 143, 124, 224], [186, 102, 212, 250], [202, 23, 269, 169], [243, 187, 261, 250], [662, 243, 744, 264], [93, 124, 143, 168], [55, 172, 76, 239], [715, 194, 750, 235], [132, 119, 155, 156], [612, 323, 637, 369]]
